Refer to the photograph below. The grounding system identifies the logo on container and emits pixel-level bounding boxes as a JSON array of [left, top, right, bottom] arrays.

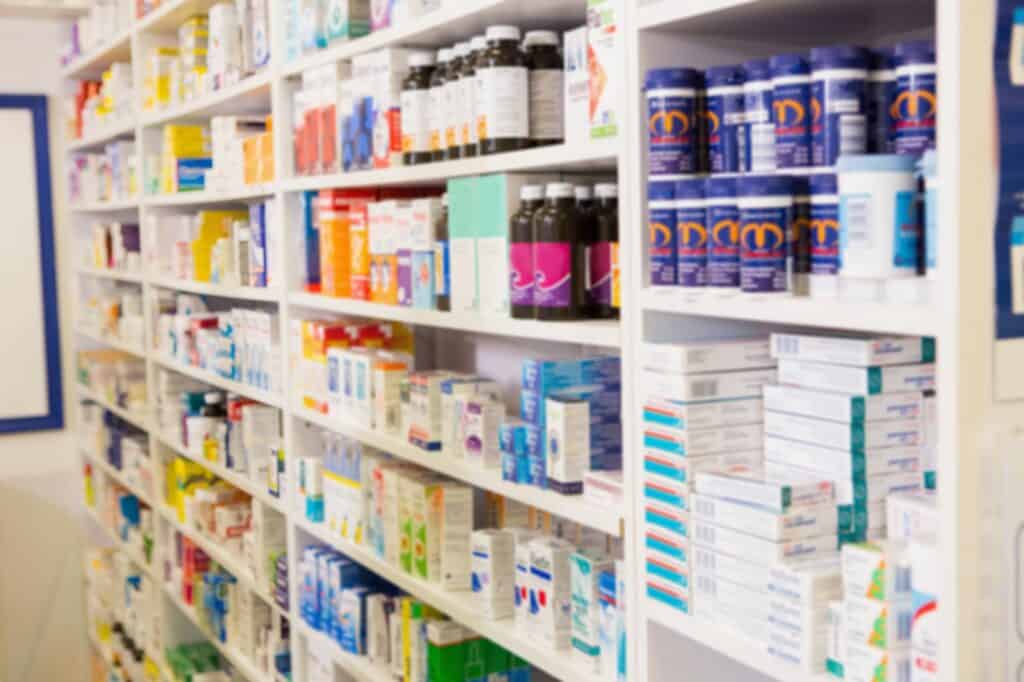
[[890, 90, 936, 125], [741, 221, 786, 252], [710, 219, 739, 252], [649, 110, 691, 139], [649, 221, 674, 252], [810, 218, 839, 252], [773, 99, 807, 133], [677, 221, 707, 250]]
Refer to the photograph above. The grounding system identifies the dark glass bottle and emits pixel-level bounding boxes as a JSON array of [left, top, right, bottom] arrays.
[[444, 43, 465, 161], [429, 49, 450, 162], [434, 194, 451, 311], [509, 184, 544, 319], [401, 52, 435, 165], [479, 25, 529, 155], [534, 182, 584, 320], [523, 30, 564, 147], [588, 183, 619, 319], [461, 35, 486, 158], [201, 392, 226, 418]]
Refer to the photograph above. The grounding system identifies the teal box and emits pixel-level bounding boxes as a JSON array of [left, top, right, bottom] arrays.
[[447, 177, 479, 312]]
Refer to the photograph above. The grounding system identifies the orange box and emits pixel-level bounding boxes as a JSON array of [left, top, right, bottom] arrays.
[[243, 136, 260, 185], [318, 190, 351, 298], [260, 131, 274, 183], [370, 254, 398, 305]]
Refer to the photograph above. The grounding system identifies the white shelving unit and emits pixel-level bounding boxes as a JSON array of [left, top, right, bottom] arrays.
[[64, 0, 988, 680]]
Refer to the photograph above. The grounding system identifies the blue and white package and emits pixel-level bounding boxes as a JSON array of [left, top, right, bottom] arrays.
[[249, 201, 269, 287], [742, 58, 775, 172], [521, 356, 621, 393], [550, 384, 622, 421], [867, 47, 896, 153], [645, 68, 700, 176], [525, 423, 545, 489], [706, 64, 745, 173], [675, 177, 707, 287], [739, 174, 792, 293], [809, 172, 840, 295], [705, 175, 740, 290], [919, 150, 938, 279], [339, 587, 370, 654], [891, 40, 936, 155], [810, 45, 869, 167], [648, 179, 678, 285], [770, 54, 812, 168]]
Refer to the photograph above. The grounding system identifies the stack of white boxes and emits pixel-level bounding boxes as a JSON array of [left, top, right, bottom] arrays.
[[639, 338, 775, 615], [208, 115, 267, 192], [765, 333, 934, 543]]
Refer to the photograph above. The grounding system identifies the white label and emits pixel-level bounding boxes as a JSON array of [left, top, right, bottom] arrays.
[[838, 114, 868, 155], [443, 79, 460, 150], [529, 68, 564, 141], [844, 194, 873, 249], [400, 88, 431, 154], [459, 74, 477, 146], [479, 65, 529, 141], [750, 123, 776, 172], [428, 85, 445, 152]]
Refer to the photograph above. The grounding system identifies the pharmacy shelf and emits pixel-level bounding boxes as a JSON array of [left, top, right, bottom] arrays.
[[280, 138, 619, 193], [89, 632, 114, 669], [77, 383, 151, 432], [640, 287, 939, 336], [297, 516, 604, 682], [0, 1, 88, 18], [159, 505, 289, 621], [66, 118, 136, 153], [154, 429, 284, 512], [85, 506, 156, 580], [140, 71, 272, 127], [136, 0, 235, 33], [70, 198, 140, 212], [83, 447, 154, 505], [296, 405, 623, 536], [61, 25, 133, 79], [77, 266, 145, 283], [77, 326, 147, 357], [143, 184, 275, 208], [152, 354, 283, 408], [646, 599, 830, 682], [162, 583, 276, 682], [289, 292, 621, 348], [295, 620, 391, 682], [282, 0, 587, 78], [151, 275, 281, 303]]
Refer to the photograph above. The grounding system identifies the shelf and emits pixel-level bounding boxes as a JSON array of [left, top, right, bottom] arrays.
[[289, 292, 621, 348], [297, 516, 604, 682], [281, 139, 619, 193], [152, 354, 283, 408], [0, 1, 89, 18], [83, 447, 154, 505], [136, 0, 242, 33], [151, 276, 281, 302], [144, 185, 274, 208], [61, 26, 133, 79], [295, 620, 391, 682], [85, 506, 156, 579], [66, 118, 136, 153], [646, 599, 831, 682], [140, 71, 272, 127], [70, 198, 140, 212], [282, 0, 587, 78], [77, 327, 147, 357], [154, 430, 284, 512], [77, 266, 144, 283], [640, 287, 939, 336], [77, 383, 151, 432], [159, 505, 288, 621], [163, 583, 276, 682], [296, 406, 623, 537]]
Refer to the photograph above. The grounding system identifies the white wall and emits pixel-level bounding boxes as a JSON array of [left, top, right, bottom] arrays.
[[0, 15, 88, 682]]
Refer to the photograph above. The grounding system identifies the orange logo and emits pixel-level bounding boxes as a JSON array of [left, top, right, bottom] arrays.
[[891, 90, 937, 121], [705, 110, 720, 134], [773, 99, 806, 126], [649, 110, 691, 135], [810, 218, 839, 246], [741, 221, 786, 250], [650, 222, 674, 247], [810, 97, 822, 123], [791, 215, 812, 243], [677, 221, 707, 248], [712, 219, 739, 246]]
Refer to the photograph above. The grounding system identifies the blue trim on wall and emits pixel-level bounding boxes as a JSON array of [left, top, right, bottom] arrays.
[[0, 94, 63, 433]]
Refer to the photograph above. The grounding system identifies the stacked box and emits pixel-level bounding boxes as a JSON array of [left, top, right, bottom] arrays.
[[545, 383, 622, 494], [639, 338, 773, 615]]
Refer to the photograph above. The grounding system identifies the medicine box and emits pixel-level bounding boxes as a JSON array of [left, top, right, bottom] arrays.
[[471, 529, 516, 619], [407, 371, 454, 450], [842, 541, 911, 602], [529, 537, 575, 650], [513, 529, 542, 631], [642, 397, 763, 430], [693, 571, 831, 637], [586, 0, 621, 139], [563, 26, 589, 145], [644, 471, 691, 511], [692, 519, 839, 565], [694, 471, 834, 513], [646, 574, 690, 614], [641, 338, 773, 373], [886, 490, 938, 543], [770, 333, 936, 367], [763, 626, 832, 674], [764, 436, 921, 481], [762, 384, 923, 423], [440, 376, 498, 456], [425, 480, 473, 588], [691, 494, 840, 542], [642, 367, 778, 402], [463, 397, 507, 470], [777, 359, 936, 395], [522, 356, 621, 393], [447, 177, 478, 312], [643, 423, 763, 458], [571, 550, 615, 672], [644, 498, 689, 542], [844, 641, 911, 682], [764, 411, 923, 451], [844, 595, 913, 652], [546, 394, 592, 495]]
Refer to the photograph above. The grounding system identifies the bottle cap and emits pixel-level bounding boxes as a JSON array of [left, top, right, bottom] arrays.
[[436, 48, 451, 63], [409, 51, 435, 68], [486, 25, 521, 43], [546, 182, 574, 198], [595, 183, 618, 198], [769, 53, 810, 78], [454, 42, 470, 59], [644, 67, 700, 90], [470, 35, 487, 52], [521, 185, 544, 201], [574, 185, 593, 200], [523, 30, 559, 48]]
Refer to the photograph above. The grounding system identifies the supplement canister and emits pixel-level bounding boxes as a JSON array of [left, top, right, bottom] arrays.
[[867, 47, 895, 153], [739, 174, 792, 294], [645, 67, 700, 176], [706, 65, 745, 173], [810, 45, 869, 167], [786, 171, 811, 296], [770, 54, 812, 168], [742, 59, 775, 172], [675, 177, 708, 287], [891, 40, 936, 155], [706, 175, 741, 292], [648, 178, 678, 286], [808, 171, 840, 298]]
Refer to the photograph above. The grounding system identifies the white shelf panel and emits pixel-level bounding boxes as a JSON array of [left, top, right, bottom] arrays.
[[61, 26, 133, 79], [289, 292, 621, 348], [152, 354, 283, 408], [143, 185, 274, 208], [77, 327, 147, 357], [159, 505, 288, 621], [140, 71, 272, 127], [70, 198, 140, 212], [85, 506, 156, 579], [281, 139, 619, 193], [295, 621, 391, 682], [77, 266, 145, 283], [83, 447, 154, 505], [0, 1, 88, 18], [163, 583, 276, 682], [66, 118, 136, 153], [297, 516, 605, 682], [136, 0, 238, 33], [296, 405, 623, 537], [154, 430, 284, 512], [646, 599, 830, 682], [151, 276, 281, 302], [641, 287, 939, 336], [281, 0, 587, 78], [77, 383, 151, 432]]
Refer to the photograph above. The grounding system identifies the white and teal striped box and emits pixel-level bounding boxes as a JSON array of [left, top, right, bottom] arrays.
[[643, 422, 763, 458], [692, 492, 841, 542], [642, 396, 763, 430], [777, 359, 935, 395], [764, 410, 923, 452], [770, 333, 935, 367], [763, 435, 921, 481], [762, 384, 923, 423]]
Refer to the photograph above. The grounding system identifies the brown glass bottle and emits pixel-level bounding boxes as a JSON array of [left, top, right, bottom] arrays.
[[509, 184, 544, 319], [461, 35, 486, 158], [533, 182, 585, 320], [478, 25, 529, 155], [401, 52, 435, 165], [434, 193, 451, 311], [444, 43, 465, 161], [523, 30, 564, 147], [588, 183, 619, 319], [429, 48, 450, 162]]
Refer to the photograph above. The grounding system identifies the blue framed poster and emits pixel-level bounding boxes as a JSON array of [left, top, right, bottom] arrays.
[[0, 94, 63, 432]]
